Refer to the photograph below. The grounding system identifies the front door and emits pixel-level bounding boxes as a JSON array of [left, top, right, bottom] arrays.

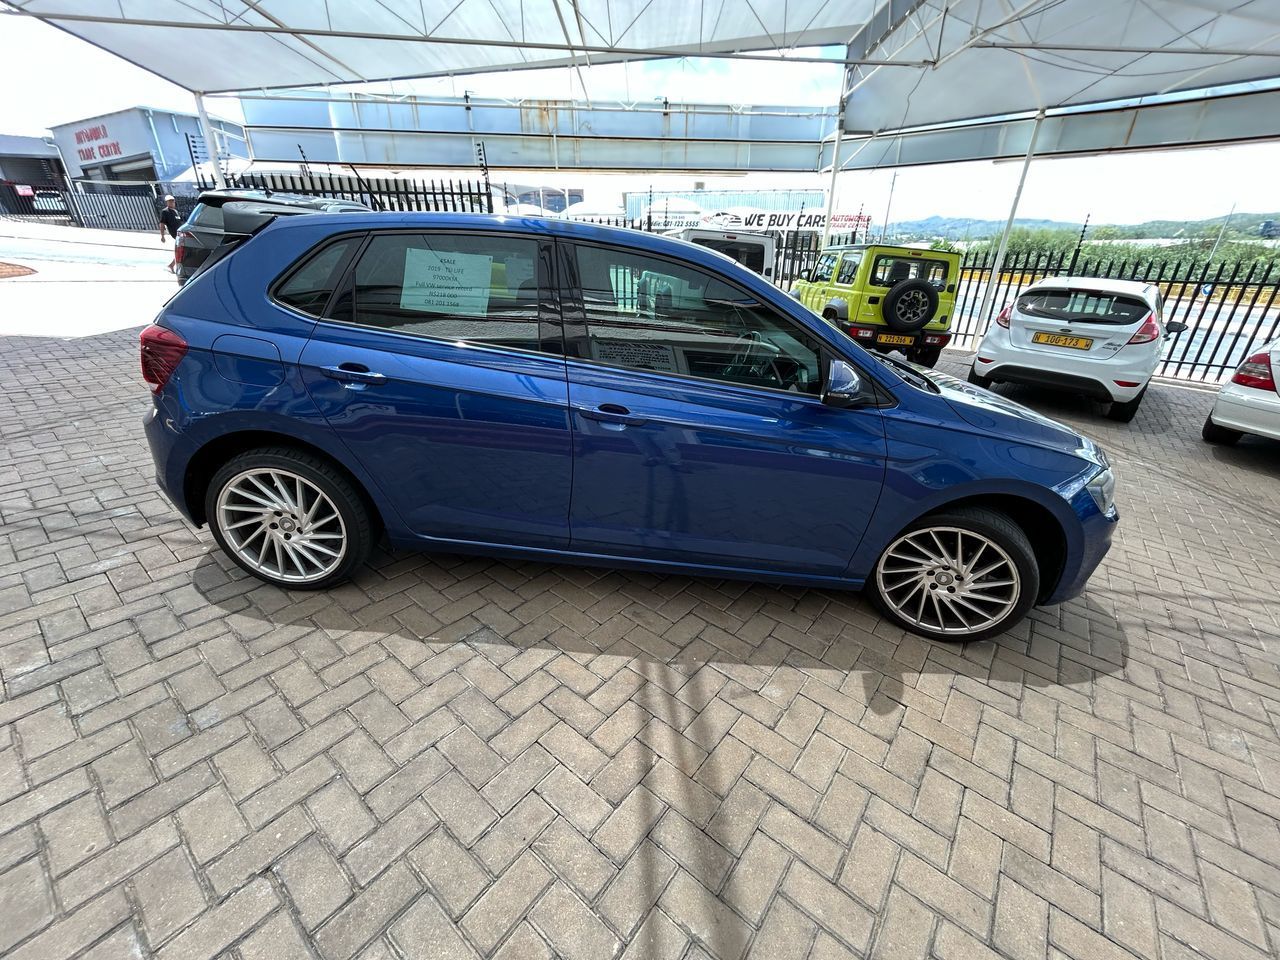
[[559, 241, 887, 576], [298, 230, 573, 549]]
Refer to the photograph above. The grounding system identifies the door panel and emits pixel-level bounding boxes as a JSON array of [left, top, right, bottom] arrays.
[[560, 240, 887, 576], [299, 232, 573, 548], [567, 365, 886, 573]]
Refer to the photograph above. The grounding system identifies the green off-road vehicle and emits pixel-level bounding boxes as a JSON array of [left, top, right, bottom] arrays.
[[792, 244, 962, 367]]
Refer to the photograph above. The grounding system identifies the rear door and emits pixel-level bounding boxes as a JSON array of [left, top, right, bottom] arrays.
[[297, 229, 574, 548], [1010, 287, 1153, 360]]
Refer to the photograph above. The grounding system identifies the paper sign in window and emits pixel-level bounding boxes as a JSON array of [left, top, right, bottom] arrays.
[[400, 248, 493, 316]]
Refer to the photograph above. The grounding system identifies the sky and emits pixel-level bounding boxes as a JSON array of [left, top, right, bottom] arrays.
[[1, 14, 1278, 226]]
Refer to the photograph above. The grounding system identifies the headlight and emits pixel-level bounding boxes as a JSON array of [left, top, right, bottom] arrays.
[[1086, 466, 1116, 515]]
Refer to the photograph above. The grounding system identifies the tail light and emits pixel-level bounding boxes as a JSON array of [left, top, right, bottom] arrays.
[[1127, 314, 1159, 344], [174, 230, 193, 265], [995, 304, 1012, 328], [1231, 351, 1276, 391], [140, 324, 187, 392], [846, 325, 877, 340], [922, 333, 951, 346]]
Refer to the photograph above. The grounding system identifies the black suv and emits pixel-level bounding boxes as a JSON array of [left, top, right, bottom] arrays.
[[175, 189, 371, 285]]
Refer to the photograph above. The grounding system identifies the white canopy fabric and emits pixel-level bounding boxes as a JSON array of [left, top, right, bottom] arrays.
[[7, 0, 884, 93], [844, 0, 1280, 134]]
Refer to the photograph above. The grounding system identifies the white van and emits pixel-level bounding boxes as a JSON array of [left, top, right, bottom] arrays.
[[666, 228, 777, 281]]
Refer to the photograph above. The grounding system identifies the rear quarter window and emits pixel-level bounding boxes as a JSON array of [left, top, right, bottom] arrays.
[[1017, 290, 1150, 325], [273, 237, 361, 317], [187, 202, 223, 229]]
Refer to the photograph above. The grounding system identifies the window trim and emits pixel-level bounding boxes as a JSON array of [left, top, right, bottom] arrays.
[[308, 228, 564, 359], [268, 231, 368, 319], [559, 238, 863, 403]]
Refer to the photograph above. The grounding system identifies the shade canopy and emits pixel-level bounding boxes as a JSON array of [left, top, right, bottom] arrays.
[[844, 0, 1280, 134], [8, 0, 883, 93]]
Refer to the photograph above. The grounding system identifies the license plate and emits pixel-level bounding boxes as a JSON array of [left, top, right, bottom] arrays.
[[1032, 332, 1093, 350], [877, 334, 915, 346]]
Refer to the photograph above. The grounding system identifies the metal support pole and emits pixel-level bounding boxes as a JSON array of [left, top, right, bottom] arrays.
[[820, 113, 845, 248], [194, 93, 227, 189], [976, 110, 1044, 326]]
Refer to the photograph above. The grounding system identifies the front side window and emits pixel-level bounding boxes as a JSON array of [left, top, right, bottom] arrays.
[[275, 237, 360, 317], [811, 253, 837, 283], [566, 244, 823, 395], [692, 237, 767, 273], [344, 233, 546, 351], [836, 252, 862, 285], [870, 255, 949, 289]]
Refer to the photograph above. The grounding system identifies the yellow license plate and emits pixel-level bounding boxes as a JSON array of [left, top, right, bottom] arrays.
[[877, 334, 915, 346], [1032, 332, 1094, 350]]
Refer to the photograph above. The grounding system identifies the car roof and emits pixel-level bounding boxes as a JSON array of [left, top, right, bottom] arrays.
[[197, 189, 369, 211], [1024, 276, 1156, 298], [822, 243, 954, 256]]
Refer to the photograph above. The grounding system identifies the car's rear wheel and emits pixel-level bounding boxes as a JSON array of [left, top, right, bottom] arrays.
[[866, 507, 1039, 642], [206, 448, 373, 589], [967, 367, 992, 389], [1201, 414, 1243, 445], [1106, 386, 1147, 423]]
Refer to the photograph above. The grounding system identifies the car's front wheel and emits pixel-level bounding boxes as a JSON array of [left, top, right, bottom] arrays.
[[206, 448, 373, 589], [866, 507, 1039, 642]]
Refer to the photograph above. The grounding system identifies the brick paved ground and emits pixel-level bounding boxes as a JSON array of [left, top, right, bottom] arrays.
[[2, 329, 1279, 960]]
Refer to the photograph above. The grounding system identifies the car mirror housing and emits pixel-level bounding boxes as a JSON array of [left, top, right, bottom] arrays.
[[1166, 321, 1188, 337], [798, 269, 812, 282], [822, 359, 865, 407]]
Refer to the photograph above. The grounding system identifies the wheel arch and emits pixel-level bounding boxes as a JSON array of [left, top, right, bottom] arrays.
[[872, 491, 1069, 604], [821, 298, 849, 321], [183, 429, 386, 534]]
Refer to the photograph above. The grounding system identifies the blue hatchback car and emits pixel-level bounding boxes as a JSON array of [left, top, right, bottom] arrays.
[[141, 213, 1117, 642]]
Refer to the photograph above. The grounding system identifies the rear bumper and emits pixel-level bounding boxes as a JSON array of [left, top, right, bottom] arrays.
[[976, 327, 1156, 402], [1209, 382, 1280, 440]]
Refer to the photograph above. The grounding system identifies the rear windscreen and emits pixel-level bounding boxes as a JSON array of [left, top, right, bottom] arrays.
[[1017, 289, 1149, 324], [187, 202, 223, 229], [692, 237, 766, 273]]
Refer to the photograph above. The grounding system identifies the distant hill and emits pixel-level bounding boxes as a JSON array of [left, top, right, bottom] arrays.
[[884, 212, 1280, 241]]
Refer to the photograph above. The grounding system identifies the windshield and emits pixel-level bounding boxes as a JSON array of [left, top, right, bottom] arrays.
[[1017, 289, 1149, 325]]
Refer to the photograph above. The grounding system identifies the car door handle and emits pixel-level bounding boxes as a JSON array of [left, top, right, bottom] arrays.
[[320, 363, 387, 385], [576, 404, 647, 426]]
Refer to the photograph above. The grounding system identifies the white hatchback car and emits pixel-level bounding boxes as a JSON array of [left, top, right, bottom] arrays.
[[1202, 339, 1280, 445], [969, 277, 1186, 422]]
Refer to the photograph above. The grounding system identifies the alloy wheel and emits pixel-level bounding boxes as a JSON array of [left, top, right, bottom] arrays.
[[896, 289, 930, 325], [874, 525, 1021, 636], [215, 468, 348, 584]]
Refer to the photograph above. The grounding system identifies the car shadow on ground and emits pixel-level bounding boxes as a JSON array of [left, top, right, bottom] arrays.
[[186, 541, 1127, 960]]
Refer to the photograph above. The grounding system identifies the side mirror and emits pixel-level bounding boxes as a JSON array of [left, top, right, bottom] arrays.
[[798, 269, 812, 282], [1166, 321, 1188, 338], [822, 359, 864, 408]]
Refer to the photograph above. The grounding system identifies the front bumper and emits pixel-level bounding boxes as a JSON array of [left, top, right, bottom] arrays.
[[1043, 486, 1119, 605]]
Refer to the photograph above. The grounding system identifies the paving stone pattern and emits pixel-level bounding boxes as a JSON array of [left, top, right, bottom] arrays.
[[2, 329, 1279, 959]]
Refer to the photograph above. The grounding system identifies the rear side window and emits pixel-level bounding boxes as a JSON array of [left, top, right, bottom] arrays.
[[1017, 289, 1150, 325], [346, 233, 546, 352], [275, 238, 360, 317]]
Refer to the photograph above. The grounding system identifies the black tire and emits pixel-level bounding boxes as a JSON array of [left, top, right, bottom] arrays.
[[205, 447, 373, 590], [1201, 414, 1243, 445], [1106, 386, 1146, 423], [967, 366, 992, 389], [865, 506, 1040, 643], [912, 345, 943, 368], [882, 279, 939, 333]]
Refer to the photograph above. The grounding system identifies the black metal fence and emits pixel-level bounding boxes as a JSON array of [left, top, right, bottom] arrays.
[[209, 170, 494, 214], [0, 181, 77, 223], [951, 249, 1280, 383]]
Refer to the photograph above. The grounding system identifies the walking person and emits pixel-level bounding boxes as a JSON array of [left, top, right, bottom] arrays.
[[159, 195, 182, 273]]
